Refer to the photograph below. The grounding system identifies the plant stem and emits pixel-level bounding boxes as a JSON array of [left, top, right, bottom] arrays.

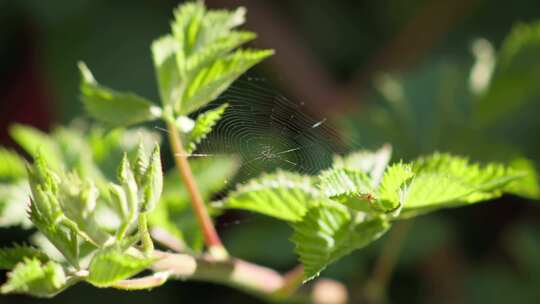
[[364, 220, 412, 303], [166, 121, 227, 258], [138, 213, 154, 255], [152, 250, 283, 296], [274, 264, 305, 298]]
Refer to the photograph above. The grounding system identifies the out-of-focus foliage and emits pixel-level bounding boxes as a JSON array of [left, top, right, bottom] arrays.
[[343, 22, 540, 202]]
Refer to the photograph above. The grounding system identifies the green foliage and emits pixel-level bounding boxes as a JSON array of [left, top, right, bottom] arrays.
[[475, 21, 540, 126], [79, 62, 162, 127], [0, 182, 32, 228], [0, 1, 537, 299], [152, 1, 273, 114], [87, 245, 154, 287], [0, 148, 27, 182], [10, 124, 63, 170], [1, 258, 67, 298], [291, 203, 389, 281], [186, 103, 228, 153], [149, 155, 239, 250], [225, 171, 321, 222], [400, 153, 524, 217], [0, 245, 49, 269], [224, 148, 528, 281]]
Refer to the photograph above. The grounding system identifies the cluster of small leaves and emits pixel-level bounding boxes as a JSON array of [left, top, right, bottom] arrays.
[[0, 123, 160, 230], [223, 147, 528, 281], [80, 0, 273, 153], [0, 142, 163, 297]]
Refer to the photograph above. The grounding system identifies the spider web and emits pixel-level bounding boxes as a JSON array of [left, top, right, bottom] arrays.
[[192, 75, 354, 180]]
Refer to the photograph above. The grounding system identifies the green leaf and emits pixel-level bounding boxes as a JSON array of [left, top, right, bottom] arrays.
[[151, 35, 182, 107], [0, 182, 33, 228], [0, 147, 27, 182], [332, 144, 392, 186], [377, 163, 414, 212], [225, 171, 321, 222], [79, 62, 162, 127], [0, 245, 49, 269], [179, 49, 273, 114], [319, 167, 373, 199], [27, 157, 80, 266], [291, 203, 390, 281], [505, 157, 540, 199], [1, 258, 67, 298], [87, 246, 154, 287], [400, 153, 524, 217], [10, 124, 62, 170], [318, 168, 376, 212], [475, 21, 540, 126], [186, 103, 228, 152]]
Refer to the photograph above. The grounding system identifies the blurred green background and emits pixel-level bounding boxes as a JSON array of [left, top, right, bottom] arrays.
[[1, 0, 540, 303]]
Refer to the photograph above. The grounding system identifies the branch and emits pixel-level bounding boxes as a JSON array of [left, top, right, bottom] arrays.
[[166, 121, 227, 259], [151, 251, 284, 296]]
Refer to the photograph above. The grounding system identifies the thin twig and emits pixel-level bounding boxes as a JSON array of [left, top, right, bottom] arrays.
[[166, 121, 227, 259]]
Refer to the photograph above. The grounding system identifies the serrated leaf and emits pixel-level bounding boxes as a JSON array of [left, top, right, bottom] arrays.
[[318, 168, 377, 212], [0, 245, 49, 269], [291, 203, 390, 281], [79, 62, 162, 127], [377, 163, 414, 211], [186, 103, 228, 153], [10, 124, 63, 170], [400, 153, 524, 217], [179, 49, 273, 114], [225, 171, 321, 222], [332, 144, 392, 186], [87, 246, 154, 287], [1, 258, 67, 298], [0, 147, 27, 182], [185, 31, 256, 78], [319, 168, 373, 198]]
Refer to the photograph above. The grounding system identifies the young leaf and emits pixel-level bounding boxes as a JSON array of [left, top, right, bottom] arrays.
[[225, 171, 321, 222], [377, 163, 414, 212], [79, 62, 162, 127], [0, 147, 27, 181], [179, 49, 274, 114], [0, 245, 49, 269], [332, 144, 392, 187], [400, 153, 524, 217], [140, 145, 163, 213], [10, 124, 63, 170], [291, 203, 390, 281], [319, 167, 373, 199], [318, 168, 379, 212], [151, 35, 182, 107], [1, 259, 67, 298], [186, 103, 228, 153], [87, 246, 154, 287]]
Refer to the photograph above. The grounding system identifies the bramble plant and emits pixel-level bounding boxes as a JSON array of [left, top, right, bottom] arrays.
[[0, 1, 537, 302]]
